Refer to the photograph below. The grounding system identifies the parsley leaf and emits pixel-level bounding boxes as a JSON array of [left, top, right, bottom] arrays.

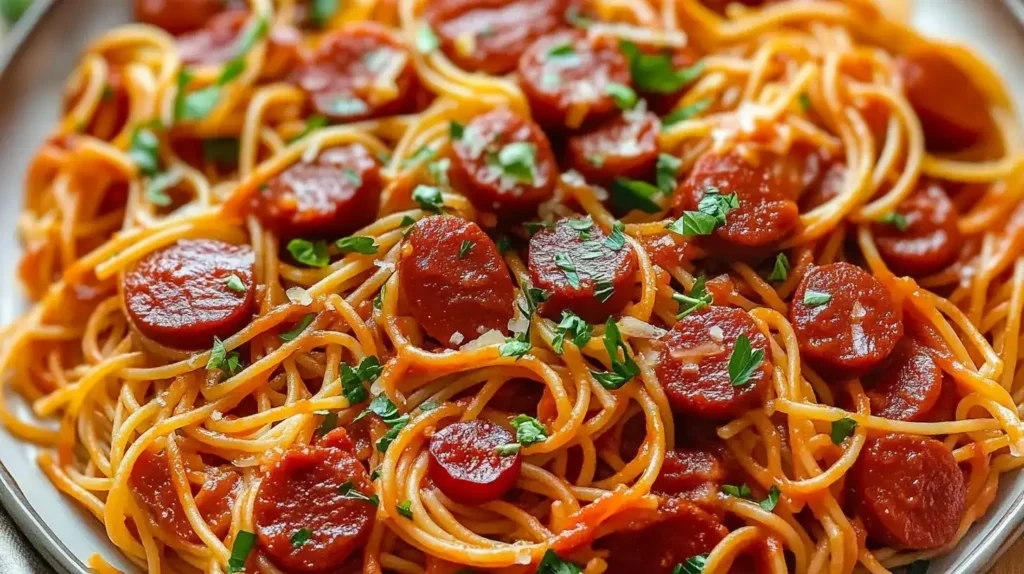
[[590, 317, 639, 389], [309, 0, 339, 27], [340, 356, 380, 405], [554, 252, 581, 289], [672, 275, 713, 319], [594, 280, 615, 303], [397, 500, 414, 519], [663, 98, 712, 127], [802, 289, 832, 307], [666, 186, 738, 236], [293, 114, 328, 141], [606, 82, 637, 110], [449, 120, 465, 140], [228, 531, 256, 573], [491, 142, 537, 184], [728, 334, 765, 388], [287, 239, 330, 268], [830, 417, 857, 445], [315, 411, 338, 437], [495, 443, 521, 456], [458, 240, 474, 259], [767, 253, 790, 283], [612, 177, 663, 214], [412, 185, 445, 214], [128, 127, 161, 176], [673, 554, 708, 574], [656, 153, 682, 194], [537, 549, 582, 574], [335, 236, 378, 255], [221, 274, 246, 293], [338, 481, 380, 506], [146, 171, 181, 207], [620, 41, 704, 94], [604, 220, 626, 251], [499, 335, 532, 360], [551, 311, 592, 355], [279, 314, 314, 342], [511, 414, 547, 446], [878, 211, 909, 231], [416, 23, 440, 54], [798, 92, 812, 112], [721, 483, 752, 499], [760, 485, 781, 512]]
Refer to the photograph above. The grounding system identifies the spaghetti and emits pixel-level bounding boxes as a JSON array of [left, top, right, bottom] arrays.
[[4, 0, 1024, 573]]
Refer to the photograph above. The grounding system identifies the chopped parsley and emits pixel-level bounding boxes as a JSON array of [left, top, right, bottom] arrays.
[[674, 554, 708, 574], [760, 485, 781, 512], [499, 334, 532, 360], [354, 394, 409, 452], [221, 274, 246, 293], [537, 549, 583, 574], [611, 177, 663, 214], [590, 317, 639, 390], [878, 211, 909, 231], [798, 92, 812, 112], [620, 41, 704, 94], [495, 443, 521, 456], [802, 289, 832, 307], [128, 127, 161, 176], [202, 137, 240, 165], [338, 481, 380, 507], [449, 120, 465, 140], [401, 145, 436, 169], [551, 311, 592, 355], [335, 235, 378, 255], [594, 280, 615, 303], [490, 142, 537, 184], [511, 414, 547, 446], [309, 0, 339, 27], [412, 185, 445, 214], [604, 220, 626, 251], [666, 186, 738, 236], [292, 114, 328, 141], [663, 98, 712, 127], [416, 23, 440, 53], [279, 314, 314, 342], [458, 240, 475, 259], [396, 500, 414, 519], [287, 239, 330, 268], [672, 275, 713, 319], [728, 334, 765, 388], [656, 153, 682, 194], [554, 252, 581, 289], [721, 483, 751, 498], [606, 82, 637, 110], [831, 417, 857, 444], [340, 356, 381, 405], [228, 530, 256, 573], [315, 411, 338, 437], [207, 337, 243, 378], [767, 253, 790, 283], [145, 171, 181, 207], [428, 157, 451, 186]]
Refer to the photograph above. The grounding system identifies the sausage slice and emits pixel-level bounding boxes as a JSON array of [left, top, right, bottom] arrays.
[[872, 180, 962, 277], [428, 419, 522, 502], [518, 30, 631, 128], [528, 217, 637, 323], [789, 262, 902, 376], [655, 306, 771, 419], [851, 434, 966, 550], [291, 22, 419, 122], [249, 143, 382, 239], [566, 111, 660, 186], [424, 0, 567, 75], [399, 215, 515, 347], [865, 338, 943, 422], [122, 239, 256, 348]]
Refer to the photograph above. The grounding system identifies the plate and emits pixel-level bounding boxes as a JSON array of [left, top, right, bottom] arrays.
[[0, 1, 1021, 572]]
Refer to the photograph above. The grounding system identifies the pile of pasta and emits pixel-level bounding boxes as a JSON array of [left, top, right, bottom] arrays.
[[4, 0, 1024, 573]]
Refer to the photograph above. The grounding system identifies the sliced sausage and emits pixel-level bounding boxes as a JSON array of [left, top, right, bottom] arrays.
[[598, 499, 728, 574], [177, 9, 247, 66], [528, 217, 637, 323], [428, 419, 522, 502], [655, 306, 771, 419], [518, 30, 631, 128], [674, 150, 800, 251], [850, 434, 966, 550], [254, 439, 376, 572], [399, 215, 515, 347], [652, 448, 726, 506], [123, 239, 256, 348], [799, 161, 847, 211], [291, 22, 419, 122], [789, 262, 902, 376], [897, 49, 992, 152], [424, 0, 567, 75], [872, 180, 962, 277], [566, 110, 660, 185], [248, 143, 382, 239], [865, 338, 943, 422], [134, 0, 240, 35], [129, 449, 240, 543], [450, 108, 558, 218]]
